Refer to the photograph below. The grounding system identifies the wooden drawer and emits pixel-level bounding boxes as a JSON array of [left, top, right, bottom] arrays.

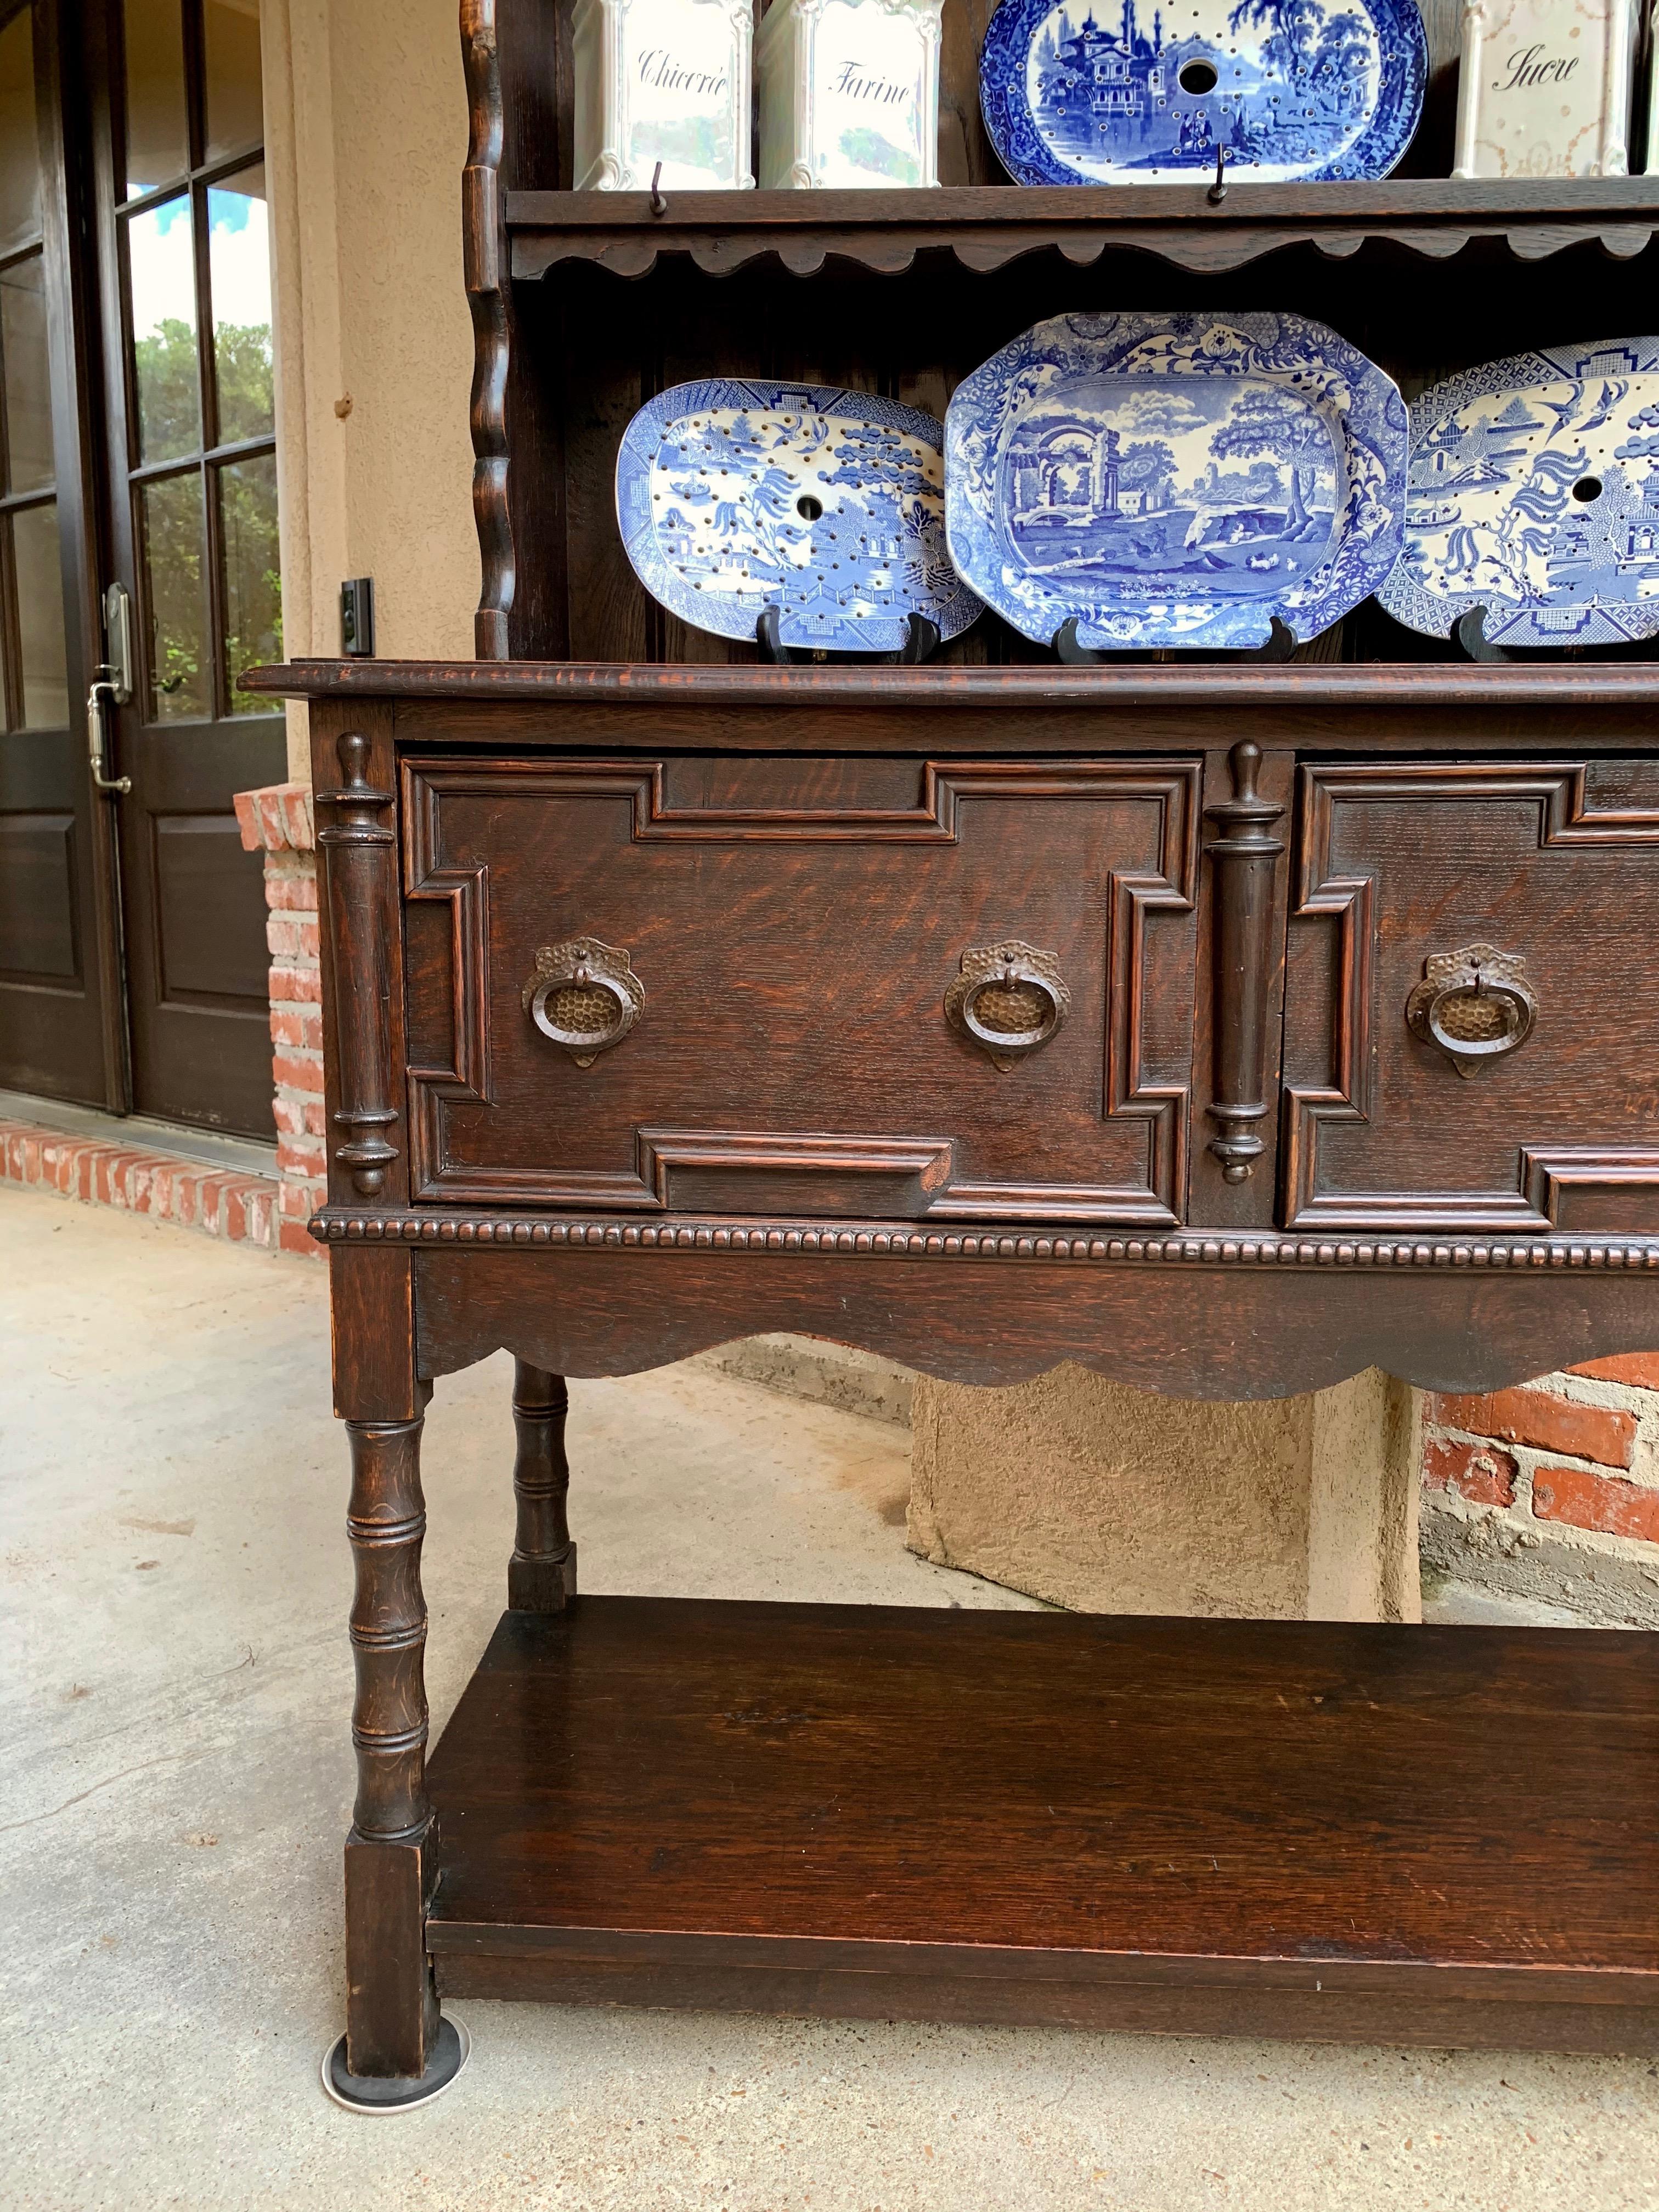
[[402, 754, 1200, 1223], [1282, 760, 1659, 1234]]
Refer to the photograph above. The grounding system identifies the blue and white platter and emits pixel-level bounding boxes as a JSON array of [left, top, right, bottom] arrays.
[[979, 0, 1427, 187], [615, 380, 983, 652], [945, 310, 1408, 654], [1378, 337, 1659, 651]]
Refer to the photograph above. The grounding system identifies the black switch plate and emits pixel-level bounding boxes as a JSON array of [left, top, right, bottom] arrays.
[[340, 577, 375, 658]]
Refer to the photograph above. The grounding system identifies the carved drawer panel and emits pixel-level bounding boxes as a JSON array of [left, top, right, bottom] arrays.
[[400, 754, 1200, 1223], [1282, 761, 1659, 1234]]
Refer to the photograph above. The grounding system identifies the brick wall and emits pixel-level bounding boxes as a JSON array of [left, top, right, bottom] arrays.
[[234, 782, 325, 1259], [1421, 1359, 1659, 1623], [0, 1118, 277, 1244]]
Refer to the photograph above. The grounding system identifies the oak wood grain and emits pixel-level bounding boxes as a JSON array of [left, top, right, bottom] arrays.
[[411, 1243, 1659, 1400], [420, 1600, 1659, 2045]]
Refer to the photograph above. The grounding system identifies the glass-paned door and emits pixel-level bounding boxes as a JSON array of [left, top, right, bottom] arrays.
[[0, 0, 118, 1108], [97, 0, 283, 1134]]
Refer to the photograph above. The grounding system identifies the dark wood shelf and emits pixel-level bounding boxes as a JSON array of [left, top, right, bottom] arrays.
[[246, 657, 1659, 710], [425, 1598, 1659, 2051], [507, 179, 1659, 279]]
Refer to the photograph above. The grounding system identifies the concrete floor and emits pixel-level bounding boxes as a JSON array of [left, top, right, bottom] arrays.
[[3, 1186, 1657, 2212]]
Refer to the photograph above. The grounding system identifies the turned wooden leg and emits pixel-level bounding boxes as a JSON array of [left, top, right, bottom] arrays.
[[509, 1361, 578, 1611], [343, 1412, 439, 2079]]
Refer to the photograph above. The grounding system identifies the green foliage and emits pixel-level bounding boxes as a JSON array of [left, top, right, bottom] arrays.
[[132, 315, 279, 717]]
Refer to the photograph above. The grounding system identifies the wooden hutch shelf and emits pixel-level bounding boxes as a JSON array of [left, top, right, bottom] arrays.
[[425, 1598, 1659, 2055], [291, 0, 1659, 2104], [507, 178, 1659, 278]]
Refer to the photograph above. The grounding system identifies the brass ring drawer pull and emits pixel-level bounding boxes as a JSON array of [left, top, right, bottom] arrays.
[[945, 940, 1071, 1073], [1406, 944, 1537, 1080], [522, 937, 645, 1066]]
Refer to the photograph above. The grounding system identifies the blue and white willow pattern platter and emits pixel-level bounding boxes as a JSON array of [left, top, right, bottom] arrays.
[[945, 310, 1408, 653], [979, 0, 1427, 187], [1379, 338, 1659, 650], [615, 381, 983, 650]]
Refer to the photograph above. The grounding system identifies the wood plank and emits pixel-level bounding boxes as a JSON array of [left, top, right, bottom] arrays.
[[506, 180, 1659, 232], [240, 659, 1659, 710], [423, 1601, 1659, 2047]]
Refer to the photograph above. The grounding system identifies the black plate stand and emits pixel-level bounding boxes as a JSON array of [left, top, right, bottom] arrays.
[[1052, 616, 1300, 666], [757, 609, 940, 665]]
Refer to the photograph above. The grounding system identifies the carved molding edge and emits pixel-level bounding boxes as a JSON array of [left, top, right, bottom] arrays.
[[309, 1210, 1659, 1272], [461, 0, 514, 659], [515, 222, 1656, 287]]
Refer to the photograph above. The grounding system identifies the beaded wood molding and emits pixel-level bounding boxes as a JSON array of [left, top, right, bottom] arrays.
[[310, 1211, 1659, 1271]]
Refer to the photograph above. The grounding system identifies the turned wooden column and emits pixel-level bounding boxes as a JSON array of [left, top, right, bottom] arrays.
[[343, 1412, 438, 2078], [1204, 740, 1288, 1185], [509, 1361, 577, 1611]]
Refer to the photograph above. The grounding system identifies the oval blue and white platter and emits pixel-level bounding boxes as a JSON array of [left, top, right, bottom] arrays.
[[979, 0, 1427, 187], [616, 380, 983, 651], [945, 311, 1408, 654], [1378, 337, 1659, 650]]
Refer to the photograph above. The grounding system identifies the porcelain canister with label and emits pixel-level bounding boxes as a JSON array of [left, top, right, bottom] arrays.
[[756, 0, 944, 188], [573, 0, 755, 189], [1453, 0, 1637, 177]]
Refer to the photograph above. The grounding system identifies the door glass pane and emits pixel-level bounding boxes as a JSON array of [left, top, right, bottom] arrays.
[[218, 451, 279, 708], [204, 0, 263, 167], [140, 470, 207, 719], [207, 164, 271, 442], [13, 499, 67, 727], [0, 8, 40, 258], [124, 0, 189, 197], [1, 250, 50, 492], [128, 191, 199, 461]]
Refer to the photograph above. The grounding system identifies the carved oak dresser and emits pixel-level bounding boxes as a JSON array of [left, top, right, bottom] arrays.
[[249, 0, 1659, 2103]]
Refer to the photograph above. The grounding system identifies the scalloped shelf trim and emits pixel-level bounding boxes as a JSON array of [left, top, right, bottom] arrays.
[[505, 183, 1659, 281], [311, 1212, 1659, 1271]]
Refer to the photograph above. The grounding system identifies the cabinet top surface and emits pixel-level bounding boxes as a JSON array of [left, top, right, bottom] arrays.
[[244, 659, 1659, 710]]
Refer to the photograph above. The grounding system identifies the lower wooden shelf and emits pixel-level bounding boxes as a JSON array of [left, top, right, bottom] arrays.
[[424, 1598, 1659, 2053]]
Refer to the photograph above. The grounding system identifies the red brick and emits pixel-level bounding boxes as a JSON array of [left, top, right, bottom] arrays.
[[244, 1186, 276, 1247], [254, 788, 287, 850], [276, 1133, 326, 1177], [1427, 1386, 1636, 1471], [271, 1049, 323, 1092], [278, 786, 314, 850], [278, 1175, 324, 1218], [266, 862, 318, 911], [270, 1002, 323, 1050], [1533, 1465, 1659, 1544], [233, 788, 263, 851], [278, 1217, 321, 1257], [269, 961, 322, 1005], [1423, 1434, 1518, 1508], [1572, 1352, 1659, 1392]]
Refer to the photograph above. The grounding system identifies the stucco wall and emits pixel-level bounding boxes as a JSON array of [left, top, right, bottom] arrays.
[[262, 0, 477, 776], [909, 1366, 1423, 1622]]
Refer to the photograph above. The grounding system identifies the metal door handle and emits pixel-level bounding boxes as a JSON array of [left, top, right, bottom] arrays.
[[88, 680, 130, 796]]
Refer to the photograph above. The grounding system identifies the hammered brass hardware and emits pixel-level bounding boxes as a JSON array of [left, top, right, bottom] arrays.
[[1406, 944, 1537, 1080], [945, 940, 1071, 1072], [522, 937, 645, 1066]]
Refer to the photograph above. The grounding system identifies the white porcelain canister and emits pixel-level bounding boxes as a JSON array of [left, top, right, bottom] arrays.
[[755, 0, 943, 188], [1453, 0, 1638, 178], [573, 0, 755, 190]]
